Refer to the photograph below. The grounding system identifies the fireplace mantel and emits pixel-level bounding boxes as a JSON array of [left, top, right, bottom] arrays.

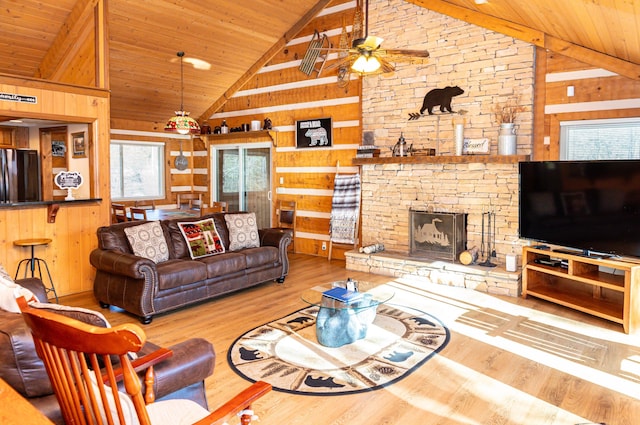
[[352, 154, 529, 165]]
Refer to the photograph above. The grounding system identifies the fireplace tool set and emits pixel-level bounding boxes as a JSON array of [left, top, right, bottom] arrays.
[[479, 209, 497, 267]]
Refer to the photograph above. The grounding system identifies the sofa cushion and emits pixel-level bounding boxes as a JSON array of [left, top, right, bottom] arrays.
[[156, 260, 208, 291], [124, 221, 170, 263], [199, 252, 247, 278], [177, 218, 225, 259], [242, 246, 279, 269], [225, 212, 259, 251]]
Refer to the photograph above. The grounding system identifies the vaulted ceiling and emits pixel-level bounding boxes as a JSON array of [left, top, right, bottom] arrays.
[[1, 0, 639, 126]]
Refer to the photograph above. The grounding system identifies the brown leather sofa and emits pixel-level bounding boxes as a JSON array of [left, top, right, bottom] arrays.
[[90, 212, 292, 324], [0, 278, 216, 425]]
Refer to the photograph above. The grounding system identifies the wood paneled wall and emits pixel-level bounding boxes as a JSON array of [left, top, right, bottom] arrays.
[[206, 0, 361, 259], [0, 77, 111, 297], [534, 48, 640, 160]]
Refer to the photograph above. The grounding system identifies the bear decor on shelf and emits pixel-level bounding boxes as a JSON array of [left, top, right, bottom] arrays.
[[408, 86, 465, 120]]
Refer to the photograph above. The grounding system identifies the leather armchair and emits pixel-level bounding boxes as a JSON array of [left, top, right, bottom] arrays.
[[0, 278, 215, 425]]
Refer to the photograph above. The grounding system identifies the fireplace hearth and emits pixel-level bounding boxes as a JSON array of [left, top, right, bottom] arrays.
[[409, 210, 466, 262]]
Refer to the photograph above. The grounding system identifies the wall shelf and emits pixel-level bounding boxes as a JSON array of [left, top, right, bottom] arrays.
[[353, 154, 529, 165], [199, 130, 278, 146]]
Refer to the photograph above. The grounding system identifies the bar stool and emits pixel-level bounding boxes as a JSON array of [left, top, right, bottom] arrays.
[[13, 238, 58, 303]]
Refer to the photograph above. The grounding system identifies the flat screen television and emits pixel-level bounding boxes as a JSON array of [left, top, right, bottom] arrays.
[[519, 160, 640, 258]]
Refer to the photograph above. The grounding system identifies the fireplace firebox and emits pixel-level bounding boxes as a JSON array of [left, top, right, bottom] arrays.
[[409, 210, 466, 262]]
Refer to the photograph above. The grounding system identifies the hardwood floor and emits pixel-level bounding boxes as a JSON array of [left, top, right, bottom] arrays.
[[62, 254, 640, 425]]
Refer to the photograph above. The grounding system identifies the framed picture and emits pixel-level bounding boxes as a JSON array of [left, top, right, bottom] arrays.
[[295, 117, 332, 148], [51, 140, 66, 157], [72, 131, 86, 158]]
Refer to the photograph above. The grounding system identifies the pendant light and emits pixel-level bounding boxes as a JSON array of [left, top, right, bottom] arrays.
[[164, 51, 200, 135]]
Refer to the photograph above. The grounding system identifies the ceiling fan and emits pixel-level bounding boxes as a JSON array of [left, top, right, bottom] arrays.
[[319, 0, 430, 75]]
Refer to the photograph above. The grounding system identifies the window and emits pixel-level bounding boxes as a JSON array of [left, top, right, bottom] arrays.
[[560, 118, 640, 160], [110, 140, 164, 200]]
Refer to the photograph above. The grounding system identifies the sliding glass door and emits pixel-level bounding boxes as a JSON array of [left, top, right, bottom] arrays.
[[211, 143, 271, 228]]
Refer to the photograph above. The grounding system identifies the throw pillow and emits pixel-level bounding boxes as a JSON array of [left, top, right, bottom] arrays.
[[177, 218, 225, 259], [0, 264, 37, 313], [124, 221, 169, 263], [225, 212, 260, 251]]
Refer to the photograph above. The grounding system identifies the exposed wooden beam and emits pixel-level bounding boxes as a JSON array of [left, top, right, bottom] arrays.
[[406, 0, 544, 46], [198, 0, 334, 121], [35, 0, 99, 80], [544, 35, 640, 80], [95, 0, 109, 89], [407, 0, 640, 81]]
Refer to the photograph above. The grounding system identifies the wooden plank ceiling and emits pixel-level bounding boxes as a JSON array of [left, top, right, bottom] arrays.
[[1, 0, 640, 125]]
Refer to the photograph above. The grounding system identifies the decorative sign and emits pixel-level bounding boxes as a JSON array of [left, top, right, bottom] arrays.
[[296, 117, 332, 148], [0, 92, 37, 104], [463, 138, 490, 154], [55, 171, 83, 201]]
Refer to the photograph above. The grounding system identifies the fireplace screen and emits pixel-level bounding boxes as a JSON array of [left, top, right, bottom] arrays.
[[409, 210, 466, 262]]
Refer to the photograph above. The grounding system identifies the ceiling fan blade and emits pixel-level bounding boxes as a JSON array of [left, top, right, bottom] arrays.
[[380, 48, 430, 58], [324, 55, 356, 71], [378, 57, 396, 73], [354, 35, 384, 50]]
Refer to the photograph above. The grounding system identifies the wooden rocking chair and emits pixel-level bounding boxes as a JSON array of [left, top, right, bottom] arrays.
[[17, 297, 271, 425]]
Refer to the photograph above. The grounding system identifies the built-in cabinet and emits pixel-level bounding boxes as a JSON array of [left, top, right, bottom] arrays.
[[0, 126, 28, 148], [522, 246, 640, 334]]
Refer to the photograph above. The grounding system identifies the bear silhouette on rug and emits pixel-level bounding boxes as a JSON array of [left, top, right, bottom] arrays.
[[420, 86, 464, 115]]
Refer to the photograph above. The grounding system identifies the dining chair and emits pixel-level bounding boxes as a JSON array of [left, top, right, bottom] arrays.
[[17, 296, 271, 425], [201, 201, 228, 216], [276, 200, 296, 252], [177, 193, 203, 209], [130, 207, 148, 221], [134, 200, 156, 210], [112, 203, 129, 223]]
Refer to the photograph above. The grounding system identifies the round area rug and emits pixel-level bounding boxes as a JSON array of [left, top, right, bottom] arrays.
[[228, 304, 450, 395]]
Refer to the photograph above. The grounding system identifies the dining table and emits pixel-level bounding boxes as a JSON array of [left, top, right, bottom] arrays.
[[144, 208, 200, 221]]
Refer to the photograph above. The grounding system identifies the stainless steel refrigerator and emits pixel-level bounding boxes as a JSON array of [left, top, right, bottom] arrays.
[[0, 149, 41, 203]]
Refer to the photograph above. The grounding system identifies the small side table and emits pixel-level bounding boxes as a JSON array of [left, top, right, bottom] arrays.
[[13, 238, 58, 303]]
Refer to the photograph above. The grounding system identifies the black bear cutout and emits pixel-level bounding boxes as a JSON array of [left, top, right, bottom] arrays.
[[420, 86, 464, 115]]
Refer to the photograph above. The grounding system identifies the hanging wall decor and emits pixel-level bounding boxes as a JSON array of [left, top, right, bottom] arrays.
[[296, 117, 332, 148], [408, 86, 465, 120]]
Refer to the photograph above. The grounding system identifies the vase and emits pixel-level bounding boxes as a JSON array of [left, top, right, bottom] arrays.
[[454, 123, 464, 155], [498, 123, 516, 155]]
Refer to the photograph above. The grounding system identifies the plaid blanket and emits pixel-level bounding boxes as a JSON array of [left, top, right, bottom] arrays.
[[329, 174, 361, 244]]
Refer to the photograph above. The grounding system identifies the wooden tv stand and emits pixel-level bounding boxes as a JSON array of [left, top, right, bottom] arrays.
[[522, 246, 640, 334]]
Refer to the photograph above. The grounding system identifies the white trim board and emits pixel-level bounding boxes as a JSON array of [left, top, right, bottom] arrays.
[[545, 98, 640, 114]]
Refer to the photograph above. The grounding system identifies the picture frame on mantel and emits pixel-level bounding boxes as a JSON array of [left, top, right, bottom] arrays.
[[72, 131, 86, 158], [296, 117, 332, 148]]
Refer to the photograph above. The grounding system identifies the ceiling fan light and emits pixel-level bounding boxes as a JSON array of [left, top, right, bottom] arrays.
[[165, 110, 200, 135], [352, 55, 381, 74]]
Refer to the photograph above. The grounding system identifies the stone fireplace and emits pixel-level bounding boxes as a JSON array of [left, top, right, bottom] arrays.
[[345, 157, 524, 297], [409, 210, 466, 262]]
